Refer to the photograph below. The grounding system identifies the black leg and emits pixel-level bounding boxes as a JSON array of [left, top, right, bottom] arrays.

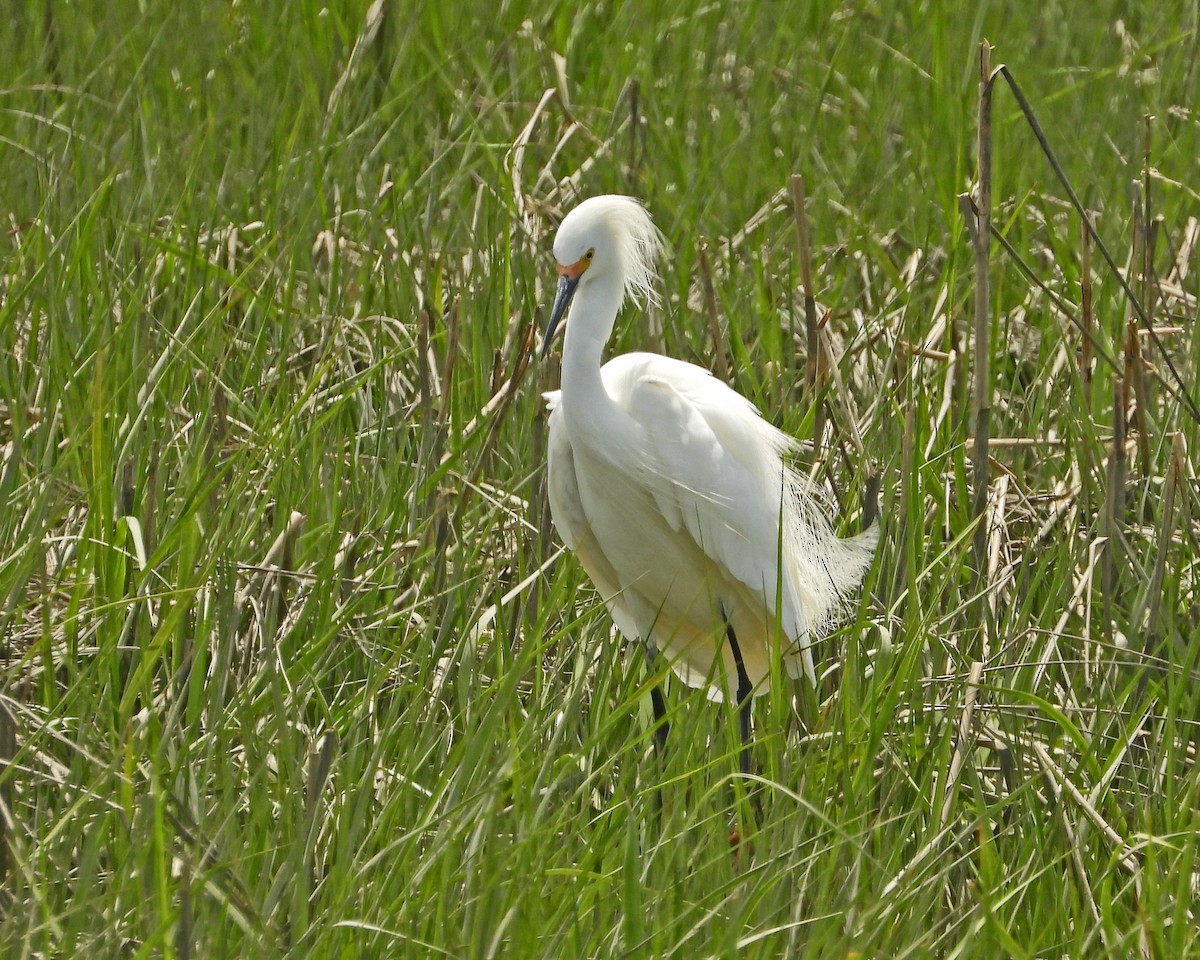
[[725, 623, 754, 778], [642, 644, 671, 821], [641, 641, 670, 757], [649, 684, 670, 756]]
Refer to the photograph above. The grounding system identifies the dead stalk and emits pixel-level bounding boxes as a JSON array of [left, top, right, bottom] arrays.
[[626, 77, 642, 190], [790, 173, 826, 448], [971, 42, 995, 582], [438, 296, 461, 425], [1142, 115, 1155, 322], [1102, 378, 1126, 642], [1031, 740, 1140, 876], [0, 698, 12, 889], [418, 305, 435, 488], [938, 659, 985, 833], [697, 238, 728, 382], [1126, 319, 1152, 476], [1080, 213, 1094, 410]]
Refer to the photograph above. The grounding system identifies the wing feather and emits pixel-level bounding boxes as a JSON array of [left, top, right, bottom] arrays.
[[608, 353, 874, 649], [545, 392, 642, 641]]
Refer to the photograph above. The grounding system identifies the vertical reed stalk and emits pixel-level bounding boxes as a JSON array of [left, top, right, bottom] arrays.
[[1127, 319, 1152, 476], [789, 173, 825, 449], [971, 42, 995, 579], [1132, 116, 1156, 476], [1102, 378, 1126, 642], [0, 697, 12, 890], [697, 238, 728, 383], [1079, 213, 1096, 517], [627, 77, 642, 190], [1080, 214, 1094, 412]]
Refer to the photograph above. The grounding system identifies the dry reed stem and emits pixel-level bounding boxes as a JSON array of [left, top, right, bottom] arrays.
[[452, 316, 538, 532], [438, 297, 460, 425], [892, 399, 916, 602], [696, 238, 728, 383], [1081, 213, 1095, 410], [937, 659, 985, 833], [995, 65, 1200, 425], [0, 698, 13, 891], [1126, 319, 1152, 476], [1030, 740, 1140, 876], [1142, 115, 1155, 321], [235, 510, 307, 613], [1102, 379, 1126, 642], [626, 77, 642, 191], [417, 304, 434, 430], [971, 42, 996, 583], [789, 173, 826, 448], [508, 87, 558, 232]]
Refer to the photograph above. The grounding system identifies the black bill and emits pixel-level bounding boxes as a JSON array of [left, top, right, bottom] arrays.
[[541, 273, 580, 359]]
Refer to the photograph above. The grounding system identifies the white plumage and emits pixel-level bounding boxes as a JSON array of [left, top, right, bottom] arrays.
[[541, 195, 876, 705]]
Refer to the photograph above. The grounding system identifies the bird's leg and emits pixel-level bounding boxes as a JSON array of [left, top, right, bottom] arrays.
[[641, 640, 670, 757], [640, 641, 671, 823], [725, 623, 754, 779], [724, 620, 760, 867], [649, 684, 670, 756]]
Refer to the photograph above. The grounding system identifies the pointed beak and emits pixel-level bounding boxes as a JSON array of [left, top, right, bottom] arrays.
[[541, 272, 581, 360]]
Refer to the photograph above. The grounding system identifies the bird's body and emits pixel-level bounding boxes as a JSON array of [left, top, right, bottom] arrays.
[[542, 195, 876, 711]]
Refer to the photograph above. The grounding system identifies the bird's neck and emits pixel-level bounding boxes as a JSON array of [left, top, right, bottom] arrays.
[[560, 276, 621, 417]]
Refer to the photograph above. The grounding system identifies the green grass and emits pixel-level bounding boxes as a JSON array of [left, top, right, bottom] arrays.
[[3, 1, 1200, 956]]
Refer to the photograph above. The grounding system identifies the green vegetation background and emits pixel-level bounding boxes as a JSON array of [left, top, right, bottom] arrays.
[[2, 1, 1199, 956]]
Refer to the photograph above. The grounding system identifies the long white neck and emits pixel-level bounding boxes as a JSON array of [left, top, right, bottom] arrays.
[[559, 272, 623, 425]]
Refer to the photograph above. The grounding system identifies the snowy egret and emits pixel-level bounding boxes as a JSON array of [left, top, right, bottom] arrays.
[[541, 195, 877, 773]]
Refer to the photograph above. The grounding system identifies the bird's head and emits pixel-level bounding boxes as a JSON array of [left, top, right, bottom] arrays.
[[542, 195, 664, 359]]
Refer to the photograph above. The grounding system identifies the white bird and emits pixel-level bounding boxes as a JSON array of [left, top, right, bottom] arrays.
[[541, 195, 877, 771]]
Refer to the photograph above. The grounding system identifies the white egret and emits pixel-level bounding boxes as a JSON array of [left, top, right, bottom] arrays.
[[541, 195, 877, 773]]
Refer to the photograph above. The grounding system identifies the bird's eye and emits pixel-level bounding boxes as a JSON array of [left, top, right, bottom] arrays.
[[584, 248, 595, 261]]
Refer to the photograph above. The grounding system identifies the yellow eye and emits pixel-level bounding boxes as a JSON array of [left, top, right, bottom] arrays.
[[584, 248, 595, 261]]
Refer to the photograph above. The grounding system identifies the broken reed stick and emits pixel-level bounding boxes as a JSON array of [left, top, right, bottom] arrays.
[[1132, 116, 1156, 477], [696, 238, 729, 383], [533, 343, 554, 546], [955, 194, 977, 438], [438, 296, 461, 425], [0, 698, 12, 890], [1078, 214, 1098, 550], [971, 42, 995, 580], [1081, 214, 1095, 411], [626, 76, 641, 190], [419, 306, 436, 403], [893, 397, 916, 605], [789, 173, 826, 448], [967, 436, 1066, 448], [1102, 377, 1126, 643], [1126, 319, 1152, 476], [1142, 114, 1155, 322]]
